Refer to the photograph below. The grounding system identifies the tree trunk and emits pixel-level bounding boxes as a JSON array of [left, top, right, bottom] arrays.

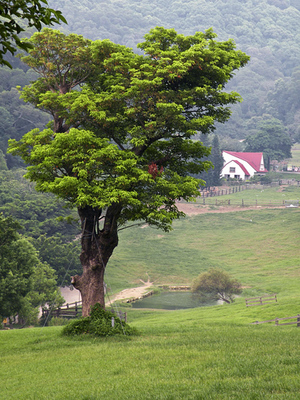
[[71, 203, 121, 316]]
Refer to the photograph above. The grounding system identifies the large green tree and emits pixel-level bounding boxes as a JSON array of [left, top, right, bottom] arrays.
[[9, 27, 249, 315], [244, 118, 292, 170], [0, 0, 66, 68]]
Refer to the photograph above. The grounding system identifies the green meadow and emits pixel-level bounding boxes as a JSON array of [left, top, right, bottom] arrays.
[[106, 184, 300, 296], [1, 184, 300, 399]]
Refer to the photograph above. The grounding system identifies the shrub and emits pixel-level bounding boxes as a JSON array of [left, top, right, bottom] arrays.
[[61, 303, 138, 337]]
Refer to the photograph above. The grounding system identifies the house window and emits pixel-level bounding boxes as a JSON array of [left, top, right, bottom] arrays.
[[234, 175, 240, 179], [230, 167, 235, 173]]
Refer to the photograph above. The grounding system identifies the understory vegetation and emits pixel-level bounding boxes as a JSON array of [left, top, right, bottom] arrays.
[[62, 303, 138, 337]]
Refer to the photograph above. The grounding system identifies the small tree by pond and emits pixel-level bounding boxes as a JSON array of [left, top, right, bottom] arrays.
[[192, 268, 242, 304]]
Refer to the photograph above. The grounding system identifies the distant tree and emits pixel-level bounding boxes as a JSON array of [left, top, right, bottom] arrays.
[[18, 260, 64, 325], [9, 27, 249, 316], [0, 213, 63, 324], [198, 135, 223, 187], [244, 118, 292, 170], [0, 0, 66, 68], [0, 214, 35, 318], [192, 268, 242, 304]]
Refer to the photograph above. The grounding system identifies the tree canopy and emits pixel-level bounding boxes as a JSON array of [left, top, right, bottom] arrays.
[[244, 118, 292, 170], [192, 267, 242, 304], [8, 27, 249, 314], [0, 0, 66, 68]]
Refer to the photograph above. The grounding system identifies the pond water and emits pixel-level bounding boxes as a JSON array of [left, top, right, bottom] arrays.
[[131, 291, 221, 310]]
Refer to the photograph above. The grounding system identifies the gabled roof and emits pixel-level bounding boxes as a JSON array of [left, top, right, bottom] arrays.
[[223, 151, 268, 172], [223, 160, 250, 176]]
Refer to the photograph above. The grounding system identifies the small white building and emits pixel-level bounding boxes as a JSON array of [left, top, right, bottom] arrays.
[[221, 151, 268, 180]]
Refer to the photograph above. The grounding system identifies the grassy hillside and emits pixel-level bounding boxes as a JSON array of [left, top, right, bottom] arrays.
[[105, 184, 300, 299]]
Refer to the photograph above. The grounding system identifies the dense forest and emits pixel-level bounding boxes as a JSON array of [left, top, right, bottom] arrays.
[[0, 0, 299, 289]]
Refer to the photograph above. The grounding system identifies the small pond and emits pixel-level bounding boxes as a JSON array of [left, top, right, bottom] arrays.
[[131, 291, 221, 310]]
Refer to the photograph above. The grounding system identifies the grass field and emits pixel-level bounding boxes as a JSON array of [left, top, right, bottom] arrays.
[[1, 184, 300, 399], [2, 301, 300, 399]]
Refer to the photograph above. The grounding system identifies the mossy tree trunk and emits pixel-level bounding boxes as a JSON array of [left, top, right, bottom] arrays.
[[71, 204, 121, 316]]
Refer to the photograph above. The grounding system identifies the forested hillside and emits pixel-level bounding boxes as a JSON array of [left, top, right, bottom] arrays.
[[46, 0, 300, 141], [1, 0, 299, 165]]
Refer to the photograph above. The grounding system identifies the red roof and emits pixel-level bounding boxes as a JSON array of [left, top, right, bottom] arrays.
[[223, 151, 268, 172]]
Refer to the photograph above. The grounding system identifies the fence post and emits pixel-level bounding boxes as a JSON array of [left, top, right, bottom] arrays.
[[275, 318, 278, 326], [111, 317, 115, 328], [260, 297, 262, 306], [297, 315, 300, 327], [242, 199, 244, 206]]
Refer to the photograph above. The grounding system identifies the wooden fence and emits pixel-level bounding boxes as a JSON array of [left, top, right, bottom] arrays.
[[42, 301, 127, 322], [245, 294, 277, 307], [42, 301, 82, 319], [252, 314, 300, 327], [199, 180, 300, 199]]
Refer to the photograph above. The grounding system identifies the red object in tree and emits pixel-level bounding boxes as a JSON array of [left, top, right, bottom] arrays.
[[148, 162, 163, 179]]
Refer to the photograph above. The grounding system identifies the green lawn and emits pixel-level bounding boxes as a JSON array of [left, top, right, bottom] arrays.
[[2, 300, 300, 399]]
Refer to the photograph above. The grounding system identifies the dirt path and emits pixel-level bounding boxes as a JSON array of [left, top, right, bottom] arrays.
[[176, 202, 285, 216], [60, 279, 153, 306], [106, 278, 153, 305]]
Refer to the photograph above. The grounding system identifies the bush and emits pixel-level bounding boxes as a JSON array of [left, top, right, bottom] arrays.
[[61, 303, 138, 337]]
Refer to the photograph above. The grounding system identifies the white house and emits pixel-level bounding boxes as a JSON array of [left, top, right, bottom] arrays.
[[221, 151, 268, 180]]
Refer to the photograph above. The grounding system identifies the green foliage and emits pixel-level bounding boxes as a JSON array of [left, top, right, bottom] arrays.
[[8, 27, 248, 232], [0, 169, 80, 239], [0, 212, 63, 323], [0, 87, 50, 168], [62, 303, 138, 337], [0, 214, 36, 318], [192, 267, 242, 303], [0, 0, 67, 68], [196, 134, 223, 187], [245, 118, 293, 170]]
